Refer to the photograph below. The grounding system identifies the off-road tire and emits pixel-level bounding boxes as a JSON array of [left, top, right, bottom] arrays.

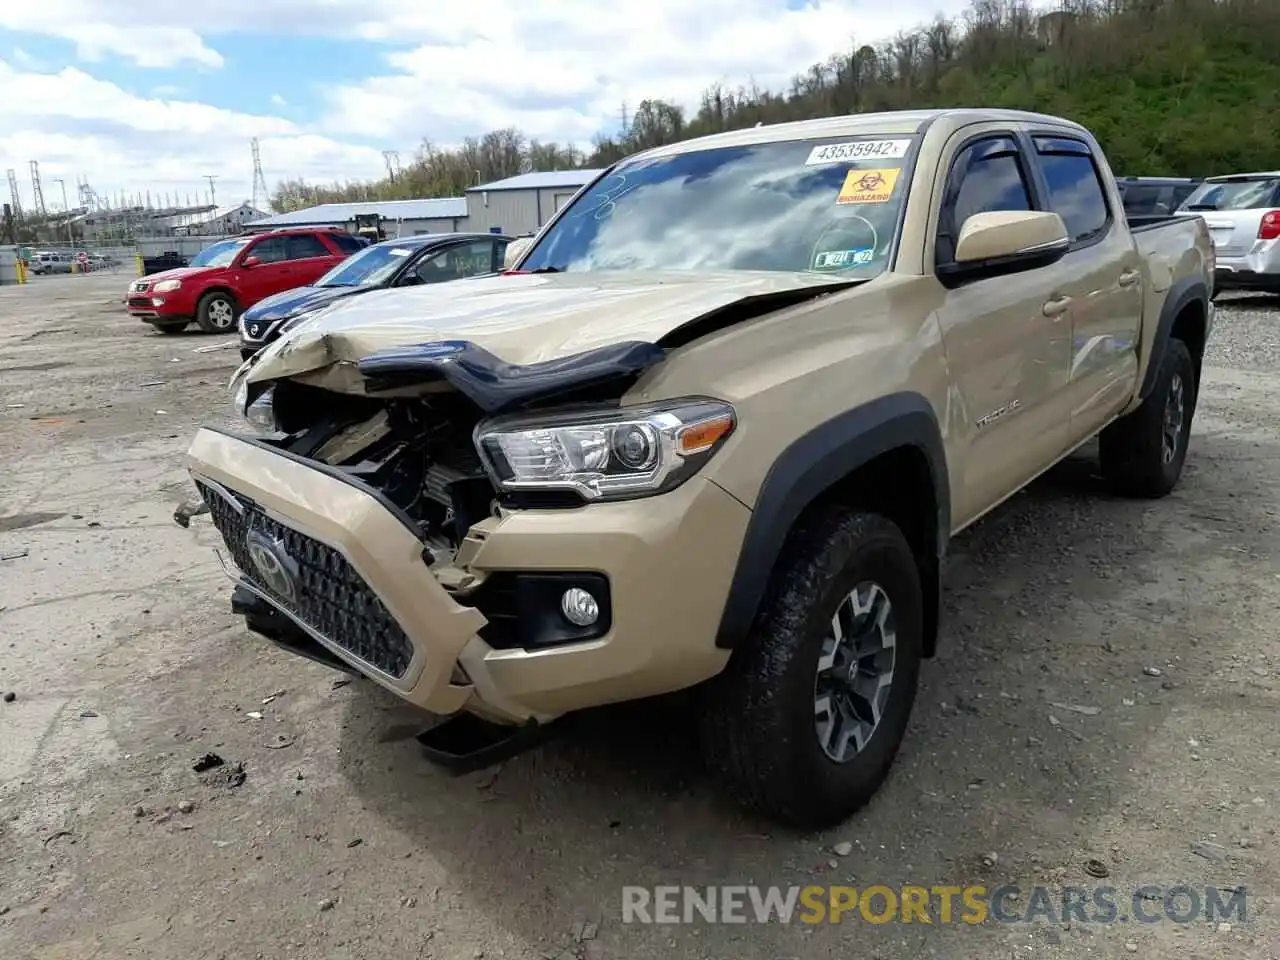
[[700, 509, 923, 828], [1099, 337, 1195, 498], [195, 291, 238, 334], [152, 321, 189, 335]]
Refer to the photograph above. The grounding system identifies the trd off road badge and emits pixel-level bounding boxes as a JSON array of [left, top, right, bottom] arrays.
[[837, 168, 901, 205]]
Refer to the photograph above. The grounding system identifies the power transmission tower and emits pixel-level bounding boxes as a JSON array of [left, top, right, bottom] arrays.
[[6, 168, 22, 219], [30, 160, 47, 218], [203, 174, 219, 208], [250, 138, 269, 210], [382, 150, 401, 183]]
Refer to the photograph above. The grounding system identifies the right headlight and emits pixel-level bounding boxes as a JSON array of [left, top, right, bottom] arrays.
[[474, 398, 736, 502]]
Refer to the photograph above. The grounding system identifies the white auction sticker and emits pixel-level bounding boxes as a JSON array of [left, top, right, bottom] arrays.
[[805, 139, 912, 165], [388, 248, 412, 257]]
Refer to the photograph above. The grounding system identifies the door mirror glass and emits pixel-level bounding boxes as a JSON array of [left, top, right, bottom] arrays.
[[242, 255, 261, 268]]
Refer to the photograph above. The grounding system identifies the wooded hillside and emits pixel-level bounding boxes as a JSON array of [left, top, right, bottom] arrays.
[[271, 0, 1280, 212]]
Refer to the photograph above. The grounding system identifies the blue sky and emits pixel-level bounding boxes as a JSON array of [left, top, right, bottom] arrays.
[[1, 0, 974, 210]]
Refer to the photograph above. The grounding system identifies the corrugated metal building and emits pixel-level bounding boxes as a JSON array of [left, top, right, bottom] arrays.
[[464, 170, 603, 235], [245, 198, 469, 236]]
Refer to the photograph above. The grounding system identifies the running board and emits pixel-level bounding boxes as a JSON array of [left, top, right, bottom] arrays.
[[417, 712, 554, 774]]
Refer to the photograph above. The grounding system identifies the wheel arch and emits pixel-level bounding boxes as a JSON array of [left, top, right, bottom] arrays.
[[198, 286, 241, 309], [1139, 277, 1207, 404], [715, 391, 950, 656]]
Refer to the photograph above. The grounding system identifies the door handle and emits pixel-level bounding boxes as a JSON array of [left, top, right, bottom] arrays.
[[1043, 295, 1072, 318], [1118, 270, 1140, 288]]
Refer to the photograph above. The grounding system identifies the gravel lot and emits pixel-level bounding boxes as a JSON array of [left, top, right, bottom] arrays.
[[1, 273, 1277, 960]]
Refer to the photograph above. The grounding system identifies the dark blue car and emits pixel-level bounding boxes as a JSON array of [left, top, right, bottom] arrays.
[[237, 232, 513, 360]]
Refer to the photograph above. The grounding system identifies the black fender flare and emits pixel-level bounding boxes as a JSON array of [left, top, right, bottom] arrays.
[[1138, 277, 1207, 402], [714, 391, 950, 650]]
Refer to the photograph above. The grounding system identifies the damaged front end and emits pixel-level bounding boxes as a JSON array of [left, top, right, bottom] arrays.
[[185, 328, 736, 726]]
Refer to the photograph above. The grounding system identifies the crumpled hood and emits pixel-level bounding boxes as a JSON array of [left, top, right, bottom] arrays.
[[239, 269, 852, 389]]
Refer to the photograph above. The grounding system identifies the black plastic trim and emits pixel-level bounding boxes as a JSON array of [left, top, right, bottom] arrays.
[[232, 583, 360, 676], [715, 391, 949, 649], [1127, 213, 1202, 234], [200, 425, 427, 541], [356, 339, 667, 414], [1137, 276, 1208, 402]]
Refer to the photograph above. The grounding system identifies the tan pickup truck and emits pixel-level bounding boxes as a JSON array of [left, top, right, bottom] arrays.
[[186, 108, 1214, 828]]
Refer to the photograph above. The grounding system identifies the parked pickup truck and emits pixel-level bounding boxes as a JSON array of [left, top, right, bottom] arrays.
[[126, 227, 362, 334], [184, 108, 1214, 828]]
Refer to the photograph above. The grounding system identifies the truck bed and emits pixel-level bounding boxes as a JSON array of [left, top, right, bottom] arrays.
[[1126, 212, 1202, 233]]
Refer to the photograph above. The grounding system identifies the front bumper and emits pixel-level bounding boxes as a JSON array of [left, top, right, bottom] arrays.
[[128, 296, 193, 322], [187, 427, 747, 723]]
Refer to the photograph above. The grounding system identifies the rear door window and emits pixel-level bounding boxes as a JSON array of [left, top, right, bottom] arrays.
[[286, 234, 333, 260], [1033, 137, 1110, 244]]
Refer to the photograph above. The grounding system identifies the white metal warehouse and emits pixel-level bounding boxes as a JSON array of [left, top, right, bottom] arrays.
[[463, 170, 603, 235], [245, 198, 470, 237]]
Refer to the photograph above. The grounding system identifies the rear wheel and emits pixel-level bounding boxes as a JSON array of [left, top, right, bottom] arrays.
[[700, 509, 923, 828], [195, 291, 238, 333], [1099, 337, 1195, 498]]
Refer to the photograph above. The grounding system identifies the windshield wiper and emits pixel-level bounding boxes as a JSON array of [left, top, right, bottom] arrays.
[[1186, 204, 1218, 211], [530, 266, 562, 274]]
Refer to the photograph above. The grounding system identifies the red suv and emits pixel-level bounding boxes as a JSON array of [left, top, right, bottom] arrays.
[[126, 228, 364, 334]]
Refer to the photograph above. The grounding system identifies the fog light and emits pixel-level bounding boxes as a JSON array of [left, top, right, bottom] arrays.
[[151, 297, 165, 306], [560, 587, 599, 627]]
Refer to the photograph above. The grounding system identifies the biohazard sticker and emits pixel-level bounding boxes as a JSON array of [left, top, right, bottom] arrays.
[[837, 168, 901, 205], [813, 248, 875, 270], [805, 139, 912, 165]]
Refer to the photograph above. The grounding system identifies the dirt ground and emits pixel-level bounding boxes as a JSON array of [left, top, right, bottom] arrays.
[[1, 272, 1277, 960]]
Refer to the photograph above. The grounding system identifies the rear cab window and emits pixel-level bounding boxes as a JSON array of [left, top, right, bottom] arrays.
[[1032, 136, 1110, 245], [519, 133, 922, 279]]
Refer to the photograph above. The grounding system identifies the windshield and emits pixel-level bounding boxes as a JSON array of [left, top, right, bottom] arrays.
[[190, 236, 252, 267], [519, 135, 919, 277], [315, 242, 416, 287], [1180, 178, 1280, 212]]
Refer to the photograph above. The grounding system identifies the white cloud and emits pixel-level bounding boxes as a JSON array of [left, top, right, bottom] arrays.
[[1, 0, 988, 208], [320, 0, 977, 143], [0, 61, 384, 208]]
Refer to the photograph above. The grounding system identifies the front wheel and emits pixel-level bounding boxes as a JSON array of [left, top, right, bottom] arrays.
[[1099, 337, 1195, 498], [195, 291, 238, 333], [700, 509, 923, 828], [152, 321, 189, 335]]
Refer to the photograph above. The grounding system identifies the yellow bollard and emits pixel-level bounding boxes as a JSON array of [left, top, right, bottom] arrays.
[[135, 254, 144, 277], [16, 258, 26, 284]]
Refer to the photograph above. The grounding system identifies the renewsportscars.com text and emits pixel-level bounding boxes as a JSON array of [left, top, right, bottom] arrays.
[[621, 884, 1247, 926]]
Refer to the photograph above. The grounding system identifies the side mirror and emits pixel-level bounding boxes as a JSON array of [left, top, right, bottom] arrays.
[[503, 237, 533, 271], [941, 210, 1070, 285], [242, 255, 261, 268]]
